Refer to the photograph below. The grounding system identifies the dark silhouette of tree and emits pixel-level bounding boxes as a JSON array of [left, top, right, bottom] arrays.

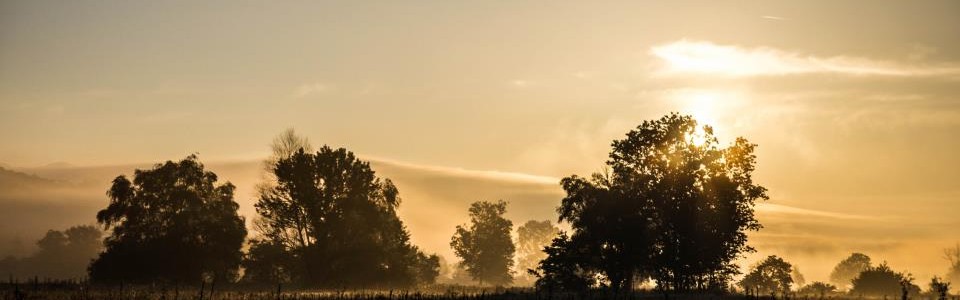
[[928, 276, 951, 300], [89, 155, 247, 284], [0, 225, 101, 280], [530, 232, 596, 292], [450, 200, 515, 286], [515, 220, 559, 284], [797, 281, 837, 297], [739, 255, 793, 297], [849, 262, 920, 298], [829, 252, 872, 289], [946, 244, 960, 286], [534, 113, 768, 292], [244, 130, 438, 287]]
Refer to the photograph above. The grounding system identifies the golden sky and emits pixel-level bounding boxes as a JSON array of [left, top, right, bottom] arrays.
[[1, 0, 959, 286]]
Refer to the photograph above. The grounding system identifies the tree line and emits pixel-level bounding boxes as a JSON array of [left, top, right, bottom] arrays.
[[2, 113, 958, 298]]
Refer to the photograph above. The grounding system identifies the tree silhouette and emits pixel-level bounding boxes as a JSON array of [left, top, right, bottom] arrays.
[[245, 131, 438, 288], [791, 265, 805, 288], [450, 200, 515, 286], [0, 225, 101, 280], [928, 276, 951, 300], [515, 220, 559, 284], [829, 252, 872, 289], [89, 155, 247, 284], [945, 244, 960, 287], [739, 255, 793, 297], [535, 113, 768, 292], [849, 262, 920, 298], [530, 232, 595, 292]]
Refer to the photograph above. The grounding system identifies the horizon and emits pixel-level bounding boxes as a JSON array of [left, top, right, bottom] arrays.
[[1, 0, 959, 295]]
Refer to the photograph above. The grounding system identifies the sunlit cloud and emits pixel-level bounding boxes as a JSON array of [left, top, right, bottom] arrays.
[[293, 82, 330, 98], [365, 155, 560, 185], [756, 203, 879, 220], [761, 15, 787, 21], [650, 40, 960, 77]]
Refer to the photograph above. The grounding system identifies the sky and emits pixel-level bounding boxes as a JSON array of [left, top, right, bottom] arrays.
[[1, 0, 959, 285]]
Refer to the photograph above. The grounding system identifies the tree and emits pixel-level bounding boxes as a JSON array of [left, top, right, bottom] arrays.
[[946, 244, 960, 286], [516, 220, 559, 284], [829, 253, 872, 289], [530, 232, 596, 292], [849, 262, 920, 298], [450, 200, 515, 286], [791, 265, 805, 289], [89, 155, 247, 284], [535, 113, 768, 292], [739, 255, 793, 297], [245, 131, 438, 287], [0, 225, 102, 280], [928, 276, 951, 300], [797, 282, 837, 297]]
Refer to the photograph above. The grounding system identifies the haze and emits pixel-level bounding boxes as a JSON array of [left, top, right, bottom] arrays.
[[1, 0, 959, 286]]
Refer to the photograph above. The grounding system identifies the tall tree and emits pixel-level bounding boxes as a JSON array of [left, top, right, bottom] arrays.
[[536, 113, 768, 292], [245, 131, 438, 287], [739, 255, 794, 297], [829, 253, 872, 289], [945, 244, 960, 286], [450, 200, 515, 286], [89, 155, 247, 284], [516, 220, 559, 284]]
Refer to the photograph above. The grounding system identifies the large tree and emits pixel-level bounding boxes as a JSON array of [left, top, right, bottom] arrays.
[[245, 131, 438, 288], [849, 262, 920, 298], [535, 113, 768, 292], [89, 155, 247, 283], [739, 255, 794, 297], [450, 200, 515, 286], [829, 252, 872, 289], [515, 220, 559, 284]]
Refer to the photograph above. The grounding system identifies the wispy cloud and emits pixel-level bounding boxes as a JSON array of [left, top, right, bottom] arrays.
[[761, 15, 787, 21], [756, 203, 879, 220], [650, 40, 960, 77], [293, 82, 330, 98], [365, 155, 560, 185]]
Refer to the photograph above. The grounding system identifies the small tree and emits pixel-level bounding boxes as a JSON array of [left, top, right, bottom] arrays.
[[739, 255, 793, 297], [928, 276, 951, 300], [830, 252, 872, 289], [450, 200, 515, 286], [946, 244, 960, 287], [516, 220, 559, 284]]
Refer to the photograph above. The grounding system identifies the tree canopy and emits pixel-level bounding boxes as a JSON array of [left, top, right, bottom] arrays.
[[0, 225, 101, 280], [535, 113, 768, 292], [244, 132, 438, 288], [829, 252, 872, 289], [450, 200, 515, 286], [89, 155, 247, 283], [739, 255, 793, 296], [849, 262, 920, 298], [515, 220, 559, 284]]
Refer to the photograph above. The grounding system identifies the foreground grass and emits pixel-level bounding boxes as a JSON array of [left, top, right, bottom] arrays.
[[2, 283, 956, 300]]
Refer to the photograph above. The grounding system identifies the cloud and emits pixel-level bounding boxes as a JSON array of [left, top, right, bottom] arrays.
[[756, 203, 878, 220], [293, 82, 330, 98], [761, 15, 787, 21], [364, 155, 560, 185], [650, 40, 960, 77]]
